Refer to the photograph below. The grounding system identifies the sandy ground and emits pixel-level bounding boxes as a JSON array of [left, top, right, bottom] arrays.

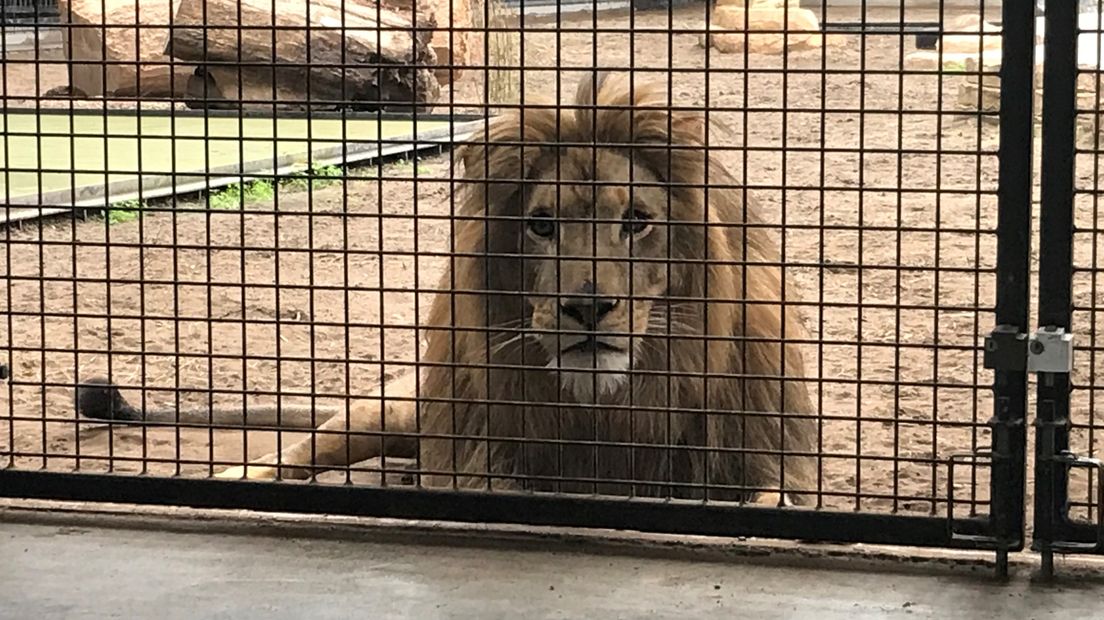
[[3, 5, 1104, 525]]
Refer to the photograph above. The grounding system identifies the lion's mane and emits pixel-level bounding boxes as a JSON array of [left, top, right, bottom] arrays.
[[412, 73, 818, 504]]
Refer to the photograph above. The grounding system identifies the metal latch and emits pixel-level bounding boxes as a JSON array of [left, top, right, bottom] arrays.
[[983, 324, 1028, 372], [984, 325, 1073, 374], [1027, 326, 1074, 374]]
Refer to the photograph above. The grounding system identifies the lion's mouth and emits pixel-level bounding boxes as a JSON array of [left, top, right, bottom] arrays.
[[561, 336, 624, 355]]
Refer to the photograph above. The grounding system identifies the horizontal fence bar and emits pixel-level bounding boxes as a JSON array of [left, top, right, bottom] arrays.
[[0, 470, 1000, 550]]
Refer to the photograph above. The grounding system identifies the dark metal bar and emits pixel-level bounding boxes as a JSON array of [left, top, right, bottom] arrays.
[[983, 0, 1038, 569], [0, 469, 1001, 550], [1034, 0, 1079, 576]]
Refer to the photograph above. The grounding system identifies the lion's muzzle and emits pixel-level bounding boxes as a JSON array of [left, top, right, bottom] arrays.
[[559, 294, 619, 330], [549, 282, 633, 366]]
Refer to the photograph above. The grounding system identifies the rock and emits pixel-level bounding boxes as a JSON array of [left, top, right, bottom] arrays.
[[44, 84, 88, 97], [941, 13, 1002, 55], [904, 48, 1002, 72], [379, 0, 473, 86], [420, 0, 476, 85], [167, 0, 442, 112], [715, 0, 798, 8], [56, 0, 453, 103], [703, 5, 823, 55], [55, 0, 182, 97]]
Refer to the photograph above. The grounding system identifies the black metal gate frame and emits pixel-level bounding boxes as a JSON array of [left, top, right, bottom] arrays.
[[0, 0, 1041, 575], [1034, 0, 1104, 575]]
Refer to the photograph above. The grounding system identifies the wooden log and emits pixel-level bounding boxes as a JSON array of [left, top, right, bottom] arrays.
[[165, 0, 441, 112]]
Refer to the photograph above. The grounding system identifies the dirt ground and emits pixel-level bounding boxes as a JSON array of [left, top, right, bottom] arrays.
[[3, 5, 1103, 522]]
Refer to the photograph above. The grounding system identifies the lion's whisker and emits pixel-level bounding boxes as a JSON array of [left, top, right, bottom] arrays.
[[485, 317, 528, 334], [488, 335, 524, 355], [487, 332, 541, 357], [645, 308, 698, 335]]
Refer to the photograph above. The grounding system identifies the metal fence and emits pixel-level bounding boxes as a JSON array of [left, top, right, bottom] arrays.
[[0, 0, 58, 24], [1035, 0, 1104, 574], [0, 0, 1100, 580]]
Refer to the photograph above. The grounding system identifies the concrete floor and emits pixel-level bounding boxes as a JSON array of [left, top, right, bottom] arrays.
[[2, 513, 1104, 620]]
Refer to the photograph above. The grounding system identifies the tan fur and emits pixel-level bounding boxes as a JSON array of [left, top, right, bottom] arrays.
[[217, 73, 819, 506]]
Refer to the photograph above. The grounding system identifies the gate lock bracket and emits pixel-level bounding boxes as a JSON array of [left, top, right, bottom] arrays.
[[1049, 452, 1104, 553], [983, 325, 1028, 372], [1027, 326, 1074, 374], [984, 325, 1073, 374]]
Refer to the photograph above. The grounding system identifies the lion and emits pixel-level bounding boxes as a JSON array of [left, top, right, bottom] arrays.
[[78, 72, 819, 506]]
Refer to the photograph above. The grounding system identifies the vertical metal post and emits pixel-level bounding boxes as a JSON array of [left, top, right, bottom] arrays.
[[1035, 0, 1079, 580], [984, 0, 1038, 579]]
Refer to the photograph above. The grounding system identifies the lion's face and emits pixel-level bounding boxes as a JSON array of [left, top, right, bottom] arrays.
[[520, 148, 671, 398]]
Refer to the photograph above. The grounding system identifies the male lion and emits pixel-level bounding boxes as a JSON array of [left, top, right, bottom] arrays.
[[80, 72, 819, 505]]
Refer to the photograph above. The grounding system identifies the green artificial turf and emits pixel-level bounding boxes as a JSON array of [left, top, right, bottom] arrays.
[[0, 111, 452, 203]]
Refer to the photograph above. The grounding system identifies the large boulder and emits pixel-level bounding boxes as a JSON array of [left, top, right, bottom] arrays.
[[56, 0, 186, 97], [55, 0, 451, 105], [377, 0, 475, 85], [700, 4, 825, 55], [165, 0, 442, 112]]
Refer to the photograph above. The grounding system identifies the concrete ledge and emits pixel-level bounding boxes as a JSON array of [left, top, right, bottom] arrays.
[[4, 500, 1104, 619], [4, 497, 1104, 582]]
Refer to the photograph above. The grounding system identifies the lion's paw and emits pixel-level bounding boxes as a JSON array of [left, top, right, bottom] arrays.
[[214, 464, 279, 480], [753, 492, 796, 508]]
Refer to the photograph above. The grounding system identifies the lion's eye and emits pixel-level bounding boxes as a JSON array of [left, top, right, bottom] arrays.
[[527, 211, 556, 239], [622, 209, 652, 236]]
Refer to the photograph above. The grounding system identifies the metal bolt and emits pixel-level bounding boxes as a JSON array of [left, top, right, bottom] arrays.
[[1030, 340, 1045, 355]]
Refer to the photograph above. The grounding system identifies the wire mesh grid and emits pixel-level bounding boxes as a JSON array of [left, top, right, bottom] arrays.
[[1, 0, 1012, 535], [1069, 2, 1104, 530]]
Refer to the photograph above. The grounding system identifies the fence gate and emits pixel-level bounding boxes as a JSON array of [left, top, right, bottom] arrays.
[[1033, 0, 1104, 575], [0, 0, 1058, 579]]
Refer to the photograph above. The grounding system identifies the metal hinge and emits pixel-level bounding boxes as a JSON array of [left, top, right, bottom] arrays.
[[983, 325, 1072, 374]]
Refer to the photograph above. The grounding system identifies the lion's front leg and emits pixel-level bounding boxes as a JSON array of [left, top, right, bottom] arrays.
[[215, 374, 419, 480]]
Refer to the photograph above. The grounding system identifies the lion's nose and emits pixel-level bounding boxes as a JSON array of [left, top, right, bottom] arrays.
[[560, 297, 619, 329]]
